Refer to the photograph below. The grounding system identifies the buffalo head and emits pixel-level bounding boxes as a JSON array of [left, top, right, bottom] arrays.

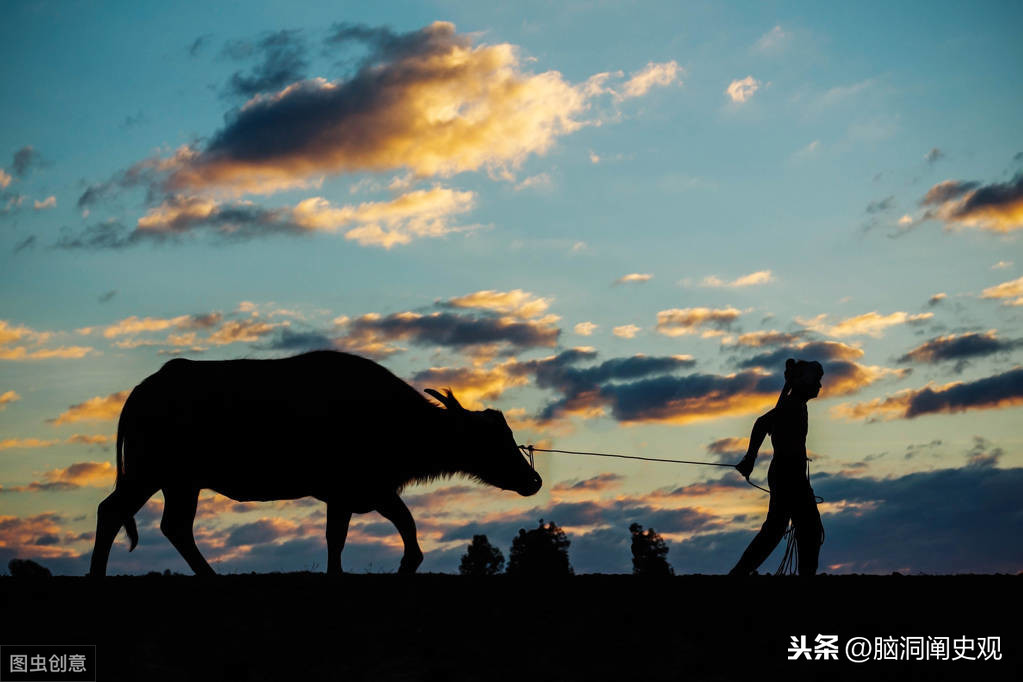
[[425, 388, 542, 496]]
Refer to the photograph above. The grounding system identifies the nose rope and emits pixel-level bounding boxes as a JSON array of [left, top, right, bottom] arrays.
[[519, 444, 773, 494]]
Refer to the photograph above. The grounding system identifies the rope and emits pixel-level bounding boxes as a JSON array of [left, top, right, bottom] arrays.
[[520, 442, 825, 576], [519, 444, 772, 494]]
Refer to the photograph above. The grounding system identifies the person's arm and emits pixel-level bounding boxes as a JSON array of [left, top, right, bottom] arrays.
[[735, 411, 772, 479]]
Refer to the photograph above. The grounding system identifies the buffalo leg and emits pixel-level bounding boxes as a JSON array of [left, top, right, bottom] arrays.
[[89, 483, 158, 577], [326, 503, 351, 575], [161, 487, 215, 576], [375, 492, 423, 574]]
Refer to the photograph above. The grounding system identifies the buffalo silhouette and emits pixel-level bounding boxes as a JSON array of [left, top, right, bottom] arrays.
[[88, 351, 542, 576]]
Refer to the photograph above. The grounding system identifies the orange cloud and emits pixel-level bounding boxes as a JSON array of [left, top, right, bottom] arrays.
[[161, 23, 620, 194], [0, 390, 20, 410], [573, 322, 597, 336], [0, 513, 79, 559], [833, 367, 1023, 421], [981, 275, 1023, 306], [412, 362, 529, 409], [0, 437, 61, 451], [797, 311, 932, 338], [0, 320, 93, 360], [920, 175, 1023, 233], [49, 391, 129, 425], [66, 433, 115, 446], [443, 289, 551, 319], [655, 307, 742, 336]]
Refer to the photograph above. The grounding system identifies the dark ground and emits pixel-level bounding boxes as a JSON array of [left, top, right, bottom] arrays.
[[1, 574, 1018, 681]]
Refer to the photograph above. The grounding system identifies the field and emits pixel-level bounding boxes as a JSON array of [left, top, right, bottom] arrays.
[[1, 574, 1018, 681]]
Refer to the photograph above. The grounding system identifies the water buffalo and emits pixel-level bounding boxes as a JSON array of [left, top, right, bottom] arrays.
[[88, 351, 542, 576]]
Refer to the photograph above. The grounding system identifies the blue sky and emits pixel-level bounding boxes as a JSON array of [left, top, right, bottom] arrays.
[[1, 0, 1021, 575]]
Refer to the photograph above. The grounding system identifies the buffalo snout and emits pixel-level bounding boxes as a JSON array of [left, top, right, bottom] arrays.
[[516, 471, 543, 496]]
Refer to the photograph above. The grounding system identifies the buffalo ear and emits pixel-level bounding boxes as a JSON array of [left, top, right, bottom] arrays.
[[425, 388, 465, 412]]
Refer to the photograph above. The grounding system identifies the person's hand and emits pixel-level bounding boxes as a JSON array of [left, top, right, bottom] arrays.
[[735, 455, 755, 480]]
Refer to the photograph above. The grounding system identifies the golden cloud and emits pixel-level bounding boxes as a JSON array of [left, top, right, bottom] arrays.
[[920, 175, 1023, 233], [444, 289, 551, 319], [49, 390, 130, 425], [161, 23, 643, 195], [412, 361, 529, 409], [797, 311, 933, 338], [981, 275, 1023, 306], [655, 307, 742, 336], [0, 390, 21, 410], [0, 320, 92, 361], [0, 437, 61, 451], [573, 321, 597, 336]]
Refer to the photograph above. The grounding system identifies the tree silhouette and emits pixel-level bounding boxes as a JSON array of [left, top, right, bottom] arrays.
[[506, 519, 573, 576], [459, 534, 505, 575], [630, 523, 674, 576]]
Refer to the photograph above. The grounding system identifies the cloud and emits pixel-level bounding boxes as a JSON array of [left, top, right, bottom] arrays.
[[574, 321, 597, 336], [550, 473, 624, 494], [726, 330, 806, 348], [0, 390, 20, 410], [619, 61, 682, 99], [48, 391, 130, 425], [612, 324, 640, 339], [700, 270, 773, 288], [753, 25, 791, 54], [980, 275, 1023, 306], [411, 361, 529, 409], [898, 331, 1022, 371], [924, 147, 944, 164], [147, 22, 655, 196], [797, 311, 932, 338], [66, 433, 114, 446], [614, 273, 652, 285], [865, 196, 895, 214], [991, 260, 1013, 270], [33, 196, 56, 210], [221, 30, 308, 99], [655, 307, 742, 337], [0, 461, 115, 494], [505, 349, 697, 421], [927, 292, 947, 306], [735, 340, 904, 396], [440, 289, 551, 319], [336, 310, 560, 357], [11, 146, 39, 178], [725, 76, 759, 103], [833, 367, 1023, 421], [0, 438, 61, 452], [0, 169, 10, 188], [102, 313, 223, 338], [0, 513, 79, 560], [67, 186, 478, 250], [0, 320, 94, 361], [919, 174, 1023, 233]]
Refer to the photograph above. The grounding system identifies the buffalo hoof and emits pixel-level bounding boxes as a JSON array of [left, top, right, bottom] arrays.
[[398, 550, 423, 574]]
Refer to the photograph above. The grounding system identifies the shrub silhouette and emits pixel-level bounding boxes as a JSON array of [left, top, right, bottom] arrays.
[[630, 523, 674, 576], [459, 534, 505, 575], [8, 558, 51, 578], [507, 519, 572, 576]]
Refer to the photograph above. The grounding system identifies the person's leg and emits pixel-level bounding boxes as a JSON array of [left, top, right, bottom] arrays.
[[729, 495, 790, 575], [792, 485, 823, 576]]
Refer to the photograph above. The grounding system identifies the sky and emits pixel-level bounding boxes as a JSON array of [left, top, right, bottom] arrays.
[[1, 0, 1022, 576]]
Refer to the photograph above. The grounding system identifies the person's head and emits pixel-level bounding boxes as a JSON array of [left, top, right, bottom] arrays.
[[780, 358, 824, 403]]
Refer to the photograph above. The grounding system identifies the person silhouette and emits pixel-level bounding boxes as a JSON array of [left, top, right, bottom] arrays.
[[729, 358, 824, 577]]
